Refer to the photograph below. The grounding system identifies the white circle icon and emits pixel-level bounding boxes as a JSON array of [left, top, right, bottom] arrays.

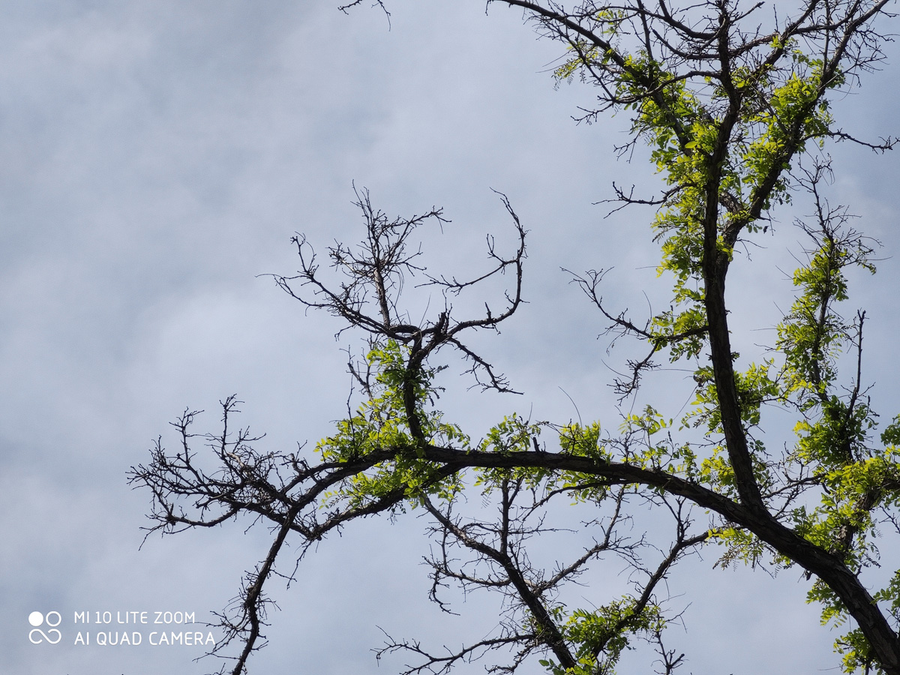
[[28, 611, 43, 627]]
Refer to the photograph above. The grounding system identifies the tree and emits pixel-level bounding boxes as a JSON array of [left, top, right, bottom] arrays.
[[129, 2, 900, 674]]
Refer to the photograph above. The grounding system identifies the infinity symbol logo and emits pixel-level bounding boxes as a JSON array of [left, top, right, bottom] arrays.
[[28, 611, 62, 645]]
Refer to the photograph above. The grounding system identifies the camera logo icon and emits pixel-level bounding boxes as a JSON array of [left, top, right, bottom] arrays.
[[28, 611, 62, 645]]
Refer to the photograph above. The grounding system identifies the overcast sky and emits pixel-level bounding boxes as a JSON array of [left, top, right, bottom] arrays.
[[3, 2, 900, 674]]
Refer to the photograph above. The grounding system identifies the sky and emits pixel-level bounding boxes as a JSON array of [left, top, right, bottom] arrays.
[[2, 2, 900, 674]]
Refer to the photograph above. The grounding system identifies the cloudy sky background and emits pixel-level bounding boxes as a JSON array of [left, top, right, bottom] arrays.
[[2, 2, 900, 674]]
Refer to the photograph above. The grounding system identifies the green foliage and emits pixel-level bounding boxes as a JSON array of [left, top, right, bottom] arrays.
[[317, 340, 469, 508], [474, 413, 552, 489], [686, 360, 779, 433], [709, 526, 769, 569], [540, 600, 666, 675], [558, 421, 604, 459], [777, 221, 876, 409], [545, 10, 898, 672]]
